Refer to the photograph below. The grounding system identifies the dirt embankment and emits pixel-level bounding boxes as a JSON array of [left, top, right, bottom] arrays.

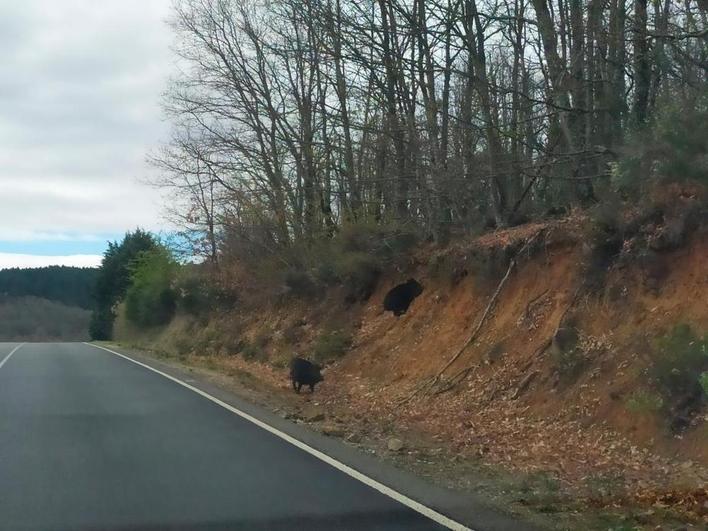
[[117, 215, 708, 528]]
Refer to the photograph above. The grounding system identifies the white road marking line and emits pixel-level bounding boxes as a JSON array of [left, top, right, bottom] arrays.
[[0, 343, 25, 371], [84, 342, 472, 531]]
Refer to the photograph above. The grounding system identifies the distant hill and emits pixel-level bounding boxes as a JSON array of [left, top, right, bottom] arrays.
[[0, 295, 91, 341], [0, 266, 98, 309]]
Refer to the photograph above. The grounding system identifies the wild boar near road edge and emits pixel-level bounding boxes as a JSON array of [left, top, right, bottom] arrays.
[[289, 357, 324, 393]]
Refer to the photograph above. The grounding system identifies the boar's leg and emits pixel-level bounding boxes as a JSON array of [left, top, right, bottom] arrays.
[[309, 383, 315, 393]]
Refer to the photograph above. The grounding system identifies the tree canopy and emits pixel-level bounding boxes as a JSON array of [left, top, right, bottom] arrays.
[[0, 266, 98, 309], [90, 229, 158, 340]]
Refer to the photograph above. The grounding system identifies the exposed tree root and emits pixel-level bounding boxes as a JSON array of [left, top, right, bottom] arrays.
[[522, 288, 550, 320], [511, 370, 540, 400], [399, 229, 545, 404]]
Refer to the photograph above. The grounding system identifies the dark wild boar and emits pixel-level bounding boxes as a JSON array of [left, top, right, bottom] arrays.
[[383, 278, 423, 316], [289, 357, 324, 393]]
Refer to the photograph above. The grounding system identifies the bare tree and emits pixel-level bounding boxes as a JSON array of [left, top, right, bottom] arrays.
[[150, 0, 707, 262]]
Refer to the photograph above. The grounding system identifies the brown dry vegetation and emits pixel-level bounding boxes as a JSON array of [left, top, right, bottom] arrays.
[[115, 207, 708, 528]]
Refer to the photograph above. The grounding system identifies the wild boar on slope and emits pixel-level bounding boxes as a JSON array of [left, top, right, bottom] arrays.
[[383, 278, 423, 316]]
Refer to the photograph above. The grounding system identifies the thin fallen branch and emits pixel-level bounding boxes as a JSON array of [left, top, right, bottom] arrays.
[[511, 370, 540, 400], [433, 365, 476, 395], [435, 282, 583, 402], [400, 229, 545, 404], [523, 288, 550, 321]]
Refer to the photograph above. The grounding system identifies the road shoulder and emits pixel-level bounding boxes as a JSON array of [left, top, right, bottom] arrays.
[[90, 342, 545, 531]]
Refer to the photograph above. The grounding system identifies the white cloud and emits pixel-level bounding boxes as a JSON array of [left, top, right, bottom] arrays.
[[0, 0, 175, 244], [0, 253, 101, 270], [0, 229, 106, 242]]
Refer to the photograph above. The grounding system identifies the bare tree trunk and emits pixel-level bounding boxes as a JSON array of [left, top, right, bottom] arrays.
[[569, 0, 586, 147], [633, 0, 651, 124], [607, 0, 628, 145], [463, 0, 507, 225], [378, 0, 409, 220], [510, 0, 526, 209], [329, 0, 360, 217], [531, 0, 575, 151]]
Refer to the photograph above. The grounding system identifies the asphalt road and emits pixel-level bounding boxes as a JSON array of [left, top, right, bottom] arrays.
[[0, 342, 455, 531]]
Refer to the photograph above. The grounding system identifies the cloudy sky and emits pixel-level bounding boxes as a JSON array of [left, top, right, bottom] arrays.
[[0, 0, 175, 268]]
